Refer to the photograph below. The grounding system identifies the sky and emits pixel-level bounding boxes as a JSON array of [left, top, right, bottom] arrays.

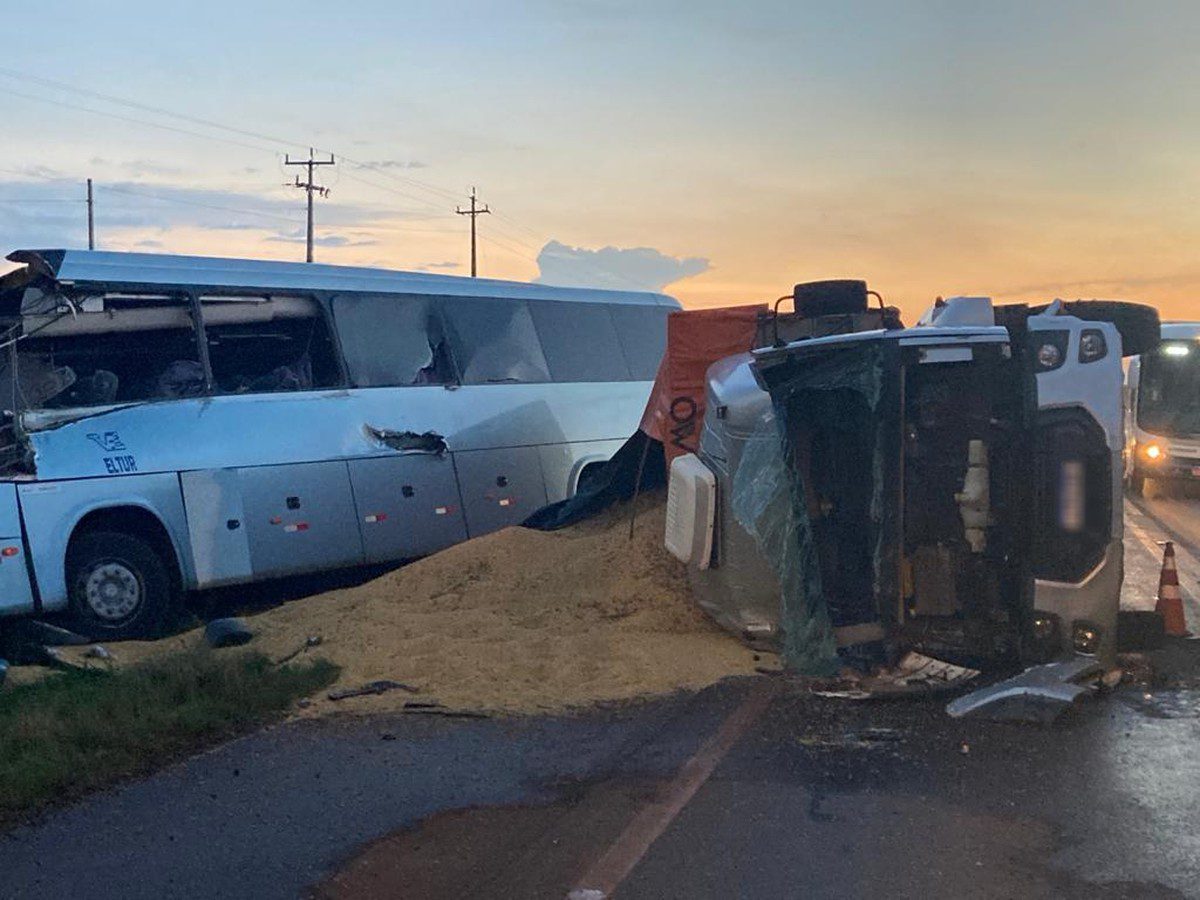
[[1, 0, 1199, 323]]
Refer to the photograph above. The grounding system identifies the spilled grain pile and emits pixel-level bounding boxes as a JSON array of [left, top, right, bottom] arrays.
[[56, 495, 762, 715]]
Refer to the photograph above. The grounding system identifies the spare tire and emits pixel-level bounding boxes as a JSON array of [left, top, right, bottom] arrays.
[[1041, 300, 1161, 357]]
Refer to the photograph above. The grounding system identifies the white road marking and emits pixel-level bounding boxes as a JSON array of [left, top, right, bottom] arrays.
[[567, 681, 778, 900]]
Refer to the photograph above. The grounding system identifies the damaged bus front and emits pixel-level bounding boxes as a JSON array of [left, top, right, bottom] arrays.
[[666, 282, 1158, 670]]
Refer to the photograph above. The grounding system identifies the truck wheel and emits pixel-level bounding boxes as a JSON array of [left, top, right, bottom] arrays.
[[66, 531, 178, 640]]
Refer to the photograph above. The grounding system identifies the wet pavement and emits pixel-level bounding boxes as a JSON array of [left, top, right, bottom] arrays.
[[3, 493, 1200, 899]]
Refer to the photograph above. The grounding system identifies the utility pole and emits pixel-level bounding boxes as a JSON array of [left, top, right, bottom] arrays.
[[456, 186, 490, 277], [86, 178, 94, 250], [284, 148, 335, 262]]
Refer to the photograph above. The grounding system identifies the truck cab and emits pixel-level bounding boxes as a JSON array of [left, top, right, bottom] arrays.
[[666, 283, 1154, 670]]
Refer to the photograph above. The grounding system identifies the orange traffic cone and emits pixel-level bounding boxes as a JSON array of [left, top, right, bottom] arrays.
[[1155, 541, 1191, 637]]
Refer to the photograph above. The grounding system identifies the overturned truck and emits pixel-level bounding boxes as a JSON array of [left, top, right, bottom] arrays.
[[664, 281, 1159, 672]]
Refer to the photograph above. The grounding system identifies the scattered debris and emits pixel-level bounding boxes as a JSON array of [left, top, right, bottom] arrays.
[[400, 707, 489, 719], [1100, 668, 1123, 690], [812, 652, 980, 700], [273, 635, 323, 666], [204, 618, 255, 649], [402, 700, 444, 710], [8, 619, 90, 647], [84, 645, 113, 661], [959, 741, 970, 755], [327, 680, 420, 701], [946, 658, 1104, 723]]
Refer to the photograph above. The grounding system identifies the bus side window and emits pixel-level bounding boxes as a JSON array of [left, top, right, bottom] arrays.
[[204, 299, 341, 395], [609, 305, 671, 379], [331, 294, 454, 387], [528, 300, 632, 382], [441, 297, 551, 385]]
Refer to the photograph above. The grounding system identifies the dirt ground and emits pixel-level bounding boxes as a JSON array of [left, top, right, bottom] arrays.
[[42, 494, 764, 716]]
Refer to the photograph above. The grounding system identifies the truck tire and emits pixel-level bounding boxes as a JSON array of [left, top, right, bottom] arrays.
[[1056, 301, 1161, 357], [66, 531, 178, 640]]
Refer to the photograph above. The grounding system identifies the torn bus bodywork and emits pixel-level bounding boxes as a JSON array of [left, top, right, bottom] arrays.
[[665, 282, 1158, 671]]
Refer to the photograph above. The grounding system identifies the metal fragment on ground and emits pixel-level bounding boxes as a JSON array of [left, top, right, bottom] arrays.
[[327, 680, 420, 701], [945, 658, 1104, 723], [812, 651, 981, 699]]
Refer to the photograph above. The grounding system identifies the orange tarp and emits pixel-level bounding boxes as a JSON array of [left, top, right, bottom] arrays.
[[640, 305, 767, 463]]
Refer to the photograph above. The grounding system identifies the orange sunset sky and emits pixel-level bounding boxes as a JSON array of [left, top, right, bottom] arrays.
[[1, 1, 1199, 326]]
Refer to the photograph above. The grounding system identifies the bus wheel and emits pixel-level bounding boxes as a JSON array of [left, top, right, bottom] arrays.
[[66, 531, 178, 640]]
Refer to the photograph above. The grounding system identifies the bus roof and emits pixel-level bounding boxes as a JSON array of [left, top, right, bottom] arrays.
[[3, 249, 678, 308]]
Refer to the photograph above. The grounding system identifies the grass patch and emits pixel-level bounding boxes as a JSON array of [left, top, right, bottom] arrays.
[[0, 651, 338, 828]]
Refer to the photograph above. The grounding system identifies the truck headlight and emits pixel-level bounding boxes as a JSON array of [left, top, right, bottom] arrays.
[[1142, 442, 1164, 461], [1072, 620, 1103, 655], [1037, 343, 1062, 369], [1078, 329, 1107, 363]]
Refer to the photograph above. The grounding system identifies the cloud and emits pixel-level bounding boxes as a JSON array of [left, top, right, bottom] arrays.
[[534, 240, 709, 292], [355, 159, 428, 171], [0, 178, 393, 250], [419, 260, 459, 270], [89, 158, 184, 177], [265, 228, 379, 248]]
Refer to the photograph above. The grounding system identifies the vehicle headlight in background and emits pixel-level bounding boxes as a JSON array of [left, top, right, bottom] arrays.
[[1037, 343, 1062, 369], [1163, 343, 1191, 357], [1072, 620, 1103, 655], [1078, 329, 1107, 363], [1142, 442, 1165, 461]]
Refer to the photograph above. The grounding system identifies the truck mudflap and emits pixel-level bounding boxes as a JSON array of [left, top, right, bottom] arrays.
[[0, 483, 35, 616]]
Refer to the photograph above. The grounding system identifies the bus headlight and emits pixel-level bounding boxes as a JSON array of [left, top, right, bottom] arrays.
[[1078, 329, 1107, 363], [1072, 620, 1103, 655], [1142, 442, 1165, 462]]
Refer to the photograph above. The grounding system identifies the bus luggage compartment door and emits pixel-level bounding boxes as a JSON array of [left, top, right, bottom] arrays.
[[348, 455, 467, 562], [453, 446, 549, 537], [181, 469, 253, 588], [0, 483, 34, 615], [239, 461, 364, 578]]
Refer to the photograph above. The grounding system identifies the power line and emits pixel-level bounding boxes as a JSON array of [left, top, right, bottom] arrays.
[[455, 187, 490, 277], [284, 149, 335, 263]]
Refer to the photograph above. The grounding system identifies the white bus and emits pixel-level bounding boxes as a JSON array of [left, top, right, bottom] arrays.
[[1125, 321, 1200, 496], [0, 249, 678, 639]]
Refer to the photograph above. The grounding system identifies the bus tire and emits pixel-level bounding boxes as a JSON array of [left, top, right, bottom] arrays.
[[66, 530, 178, 640]]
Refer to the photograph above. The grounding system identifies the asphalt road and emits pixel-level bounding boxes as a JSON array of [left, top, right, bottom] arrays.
[[3, 490, 1200, 900]]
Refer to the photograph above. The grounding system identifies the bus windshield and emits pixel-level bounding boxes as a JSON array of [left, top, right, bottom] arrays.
[[1139, 343, 1200, 437]]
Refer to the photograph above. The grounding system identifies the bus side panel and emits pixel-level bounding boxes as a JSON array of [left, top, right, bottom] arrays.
[[238, 461, 364, 578], [348, 455, 467, 562], [454, 447, 548, 537], [0, 484, 35, 616], [537, 439, 626, 503], [16, 474, 193, 612], [180, 469, 254, 588]]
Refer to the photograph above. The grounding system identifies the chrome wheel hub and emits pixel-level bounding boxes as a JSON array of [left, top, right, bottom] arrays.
[[84, 562, 142, 621]]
